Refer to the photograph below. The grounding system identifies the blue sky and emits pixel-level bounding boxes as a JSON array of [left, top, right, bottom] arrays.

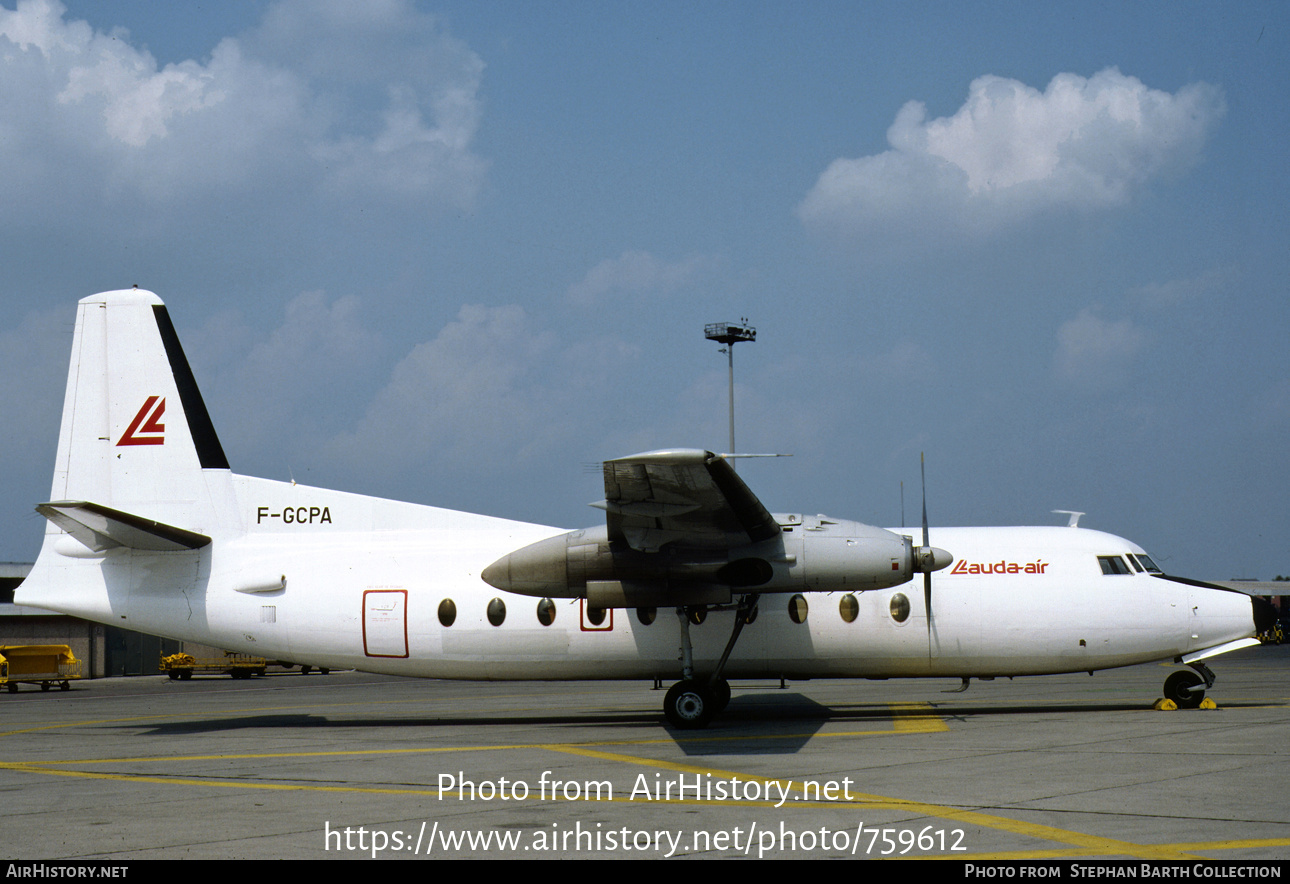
[[1, 0, 1286, 580]]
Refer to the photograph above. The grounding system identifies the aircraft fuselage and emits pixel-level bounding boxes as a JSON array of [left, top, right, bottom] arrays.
[[21, 474, 1256, 682]]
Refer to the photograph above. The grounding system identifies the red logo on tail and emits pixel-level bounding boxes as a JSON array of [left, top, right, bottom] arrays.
[[118, 396, 166, 446]]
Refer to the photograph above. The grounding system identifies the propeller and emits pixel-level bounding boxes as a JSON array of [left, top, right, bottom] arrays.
[[914, 453, 953, 640]]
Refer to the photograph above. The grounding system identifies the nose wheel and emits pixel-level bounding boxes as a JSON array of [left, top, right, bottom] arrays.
[[1163, 662, 1214, 709], [1163, 670, 1205, 708]]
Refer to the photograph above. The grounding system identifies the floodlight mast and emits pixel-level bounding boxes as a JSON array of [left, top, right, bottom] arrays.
[[704, 320, 756, 460]]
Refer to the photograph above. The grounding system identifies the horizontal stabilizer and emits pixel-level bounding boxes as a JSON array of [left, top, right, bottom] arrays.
[[36, 501, 211, 552]]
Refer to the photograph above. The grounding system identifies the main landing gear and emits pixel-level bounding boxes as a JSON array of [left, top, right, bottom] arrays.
[[663, 594, 757, 729], [1162, 661, 1215, 709]]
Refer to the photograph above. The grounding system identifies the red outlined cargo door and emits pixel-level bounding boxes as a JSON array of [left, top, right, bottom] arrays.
[[363, 589, 408, 658]]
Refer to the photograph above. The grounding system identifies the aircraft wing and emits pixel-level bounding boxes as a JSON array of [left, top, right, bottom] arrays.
[[594, 449, 780, 552]]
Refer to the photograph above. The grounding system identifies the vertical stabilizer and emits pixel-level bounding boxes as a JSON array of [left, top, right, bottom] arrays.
[[49, 289, 229, 529]]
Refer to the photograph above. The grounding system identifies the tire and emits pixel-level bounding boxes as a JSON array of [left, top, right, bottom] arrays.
[[664, 680, 714, 729], [711, 678, 732, 712], [1164, 670, 1204, 709]]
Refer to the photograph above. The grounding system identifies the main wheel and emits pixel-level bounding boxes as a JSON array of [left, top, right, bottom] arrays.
[[664, 680, 714, 729], [710, 678, 731, 712], [1164, 670, 1204, 709]]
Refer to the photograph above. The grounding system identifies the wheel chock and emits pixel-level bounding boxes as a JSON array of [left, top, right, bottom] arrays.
[[1153, 698, 1178, 710]]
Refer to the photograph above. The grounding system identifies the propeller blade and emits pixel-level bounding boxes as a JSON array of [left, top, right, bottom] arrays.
[[924, 570, 933, 634], [911, 454, 952, 649], [922, 453, 932, 634]]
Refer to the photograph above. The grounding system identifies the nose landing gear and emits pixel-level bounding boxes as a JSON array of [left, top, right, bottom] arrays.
[[1162, 661, 1215, 709]]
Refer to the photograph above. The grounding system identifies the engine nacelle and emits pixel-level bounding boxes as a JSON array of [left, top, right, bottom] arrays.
[[480, 515, 950, 606]]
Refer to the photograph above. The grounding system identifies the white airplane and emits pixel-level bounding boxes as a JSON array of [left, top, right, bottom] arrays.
[[15, 290, 1274, 727]]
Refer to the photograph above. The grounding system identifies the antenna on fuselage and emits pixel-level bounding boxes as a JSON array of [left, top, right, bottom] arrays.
[[1053, 510, 1084, 528]]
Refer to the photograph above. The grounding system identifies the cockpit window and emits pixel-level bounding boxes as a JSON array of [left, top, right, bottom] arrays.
[[1130, 553, 1162, 573], [1097, 555, 1132, 575]]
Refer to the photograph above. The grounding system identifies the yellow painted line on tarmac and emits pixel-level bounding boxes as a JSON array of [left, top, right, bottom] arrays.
[[0, 763, 444, 796], [889, 701, 951, 732]]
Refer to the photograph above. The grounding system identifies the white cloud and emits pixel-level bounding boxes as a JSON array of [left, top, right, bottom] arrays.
[[1126, 267, 1234, 311], [798, 68, 1224, 239], [0, 305, 71, 469], [1054, 308, 1146, 392], [0, 0, 486, 218], [184, 291, 384, 455], [57, 35, 225, 148], [567, 250, 716, 306], [188, 295, 644, 482], [328, 304, 635, 475]]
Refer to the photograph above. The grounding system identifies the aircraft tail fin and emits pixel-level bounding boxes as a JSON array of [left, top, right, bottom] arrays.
[[45, 289, 230, 535]]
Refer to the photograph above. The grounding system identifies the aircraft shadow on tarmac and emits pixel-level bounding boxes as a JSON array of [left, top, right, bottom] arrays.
[[100, 688, 1283, 758]]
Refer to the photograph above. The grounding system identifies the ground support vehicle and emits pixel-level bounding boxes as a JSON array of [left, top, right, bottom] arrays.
[[1, 645, 82, 692], [160, 652, 267, 680]]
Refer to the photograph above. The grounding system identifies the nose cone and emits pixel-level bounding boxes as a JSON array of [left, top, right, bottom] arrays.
[[916, 546, 953, 573]]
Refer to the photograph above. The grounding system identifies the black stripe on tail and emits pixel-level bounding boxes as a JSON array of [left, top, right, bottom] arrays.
[[152, 305, 229, 470]]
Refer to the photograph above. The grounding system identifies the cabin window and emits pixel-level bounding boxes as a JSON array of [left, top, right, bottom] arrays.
[[586, 605, 607, 626], [1097, 555, 1132, 575], [487, 597, 507, 626], [788, 594, 809, 624], [438, 598, 457, 627], [536, 598, 556, 626], [636, 606, 656, 626], [839, 593, 859, 623], [889, 592, 910, 623]]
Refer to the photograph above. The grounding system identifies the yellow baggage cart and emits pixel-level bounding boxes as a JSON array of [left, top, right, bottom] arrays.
[[1, 645, 82, 693], [160, 652, 267, 680]]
